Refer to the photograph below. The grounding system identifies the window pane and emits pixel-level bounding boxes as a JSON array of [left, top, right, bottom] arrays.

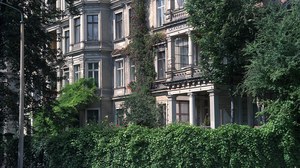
[[87, 110, 99, 123], [87, 15, 93, 22], [88, 71, 93, 78], [74, 18, 80, 43], [64, 68, 69, 86], [87, 63, 99, 87], [158, 51, 165, 79], [87, 15, 98, 41], [116, 60, 123, 87], [130, 60, 135, 81], [93, 24, 98, 40], [74, 65, 80, 82], [157, 0, 164, 27], [115, 13, 123, 39], [65, 30, 69, 53], [94, 63, 99, 69], [175, 37, 189, 69], [180, 103, 189, 114], [181, 115, 189, 122]]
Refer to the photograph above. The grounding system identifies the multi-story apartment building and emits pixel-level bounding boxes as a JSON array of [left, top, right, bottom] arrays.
[[48, 0, 113, 126], [50, 0, 259, 128]]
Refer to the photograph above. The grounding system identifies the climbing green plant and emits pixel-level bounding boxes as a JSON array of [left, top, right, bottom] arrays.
[[34, 78, 98, 135], [120, 0, 165, 127]]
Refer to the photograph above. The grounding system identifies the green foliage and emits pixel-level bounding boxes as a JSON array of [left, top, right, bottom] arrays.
[[123, 0, 165, 127], [0, 134, 35, 168], [34, 123, 299, 168], [121, 89, 163, 127], [0, 0, 78, 135], [243, 1, 300, 101], [34, 78, 98, 136], [186, 0, 259, 85]]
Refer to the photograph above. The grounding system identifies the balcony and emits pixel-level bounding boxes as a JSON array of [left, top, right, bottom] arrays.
[[171, 66, 202, 82], [165, 8, 189, 24]]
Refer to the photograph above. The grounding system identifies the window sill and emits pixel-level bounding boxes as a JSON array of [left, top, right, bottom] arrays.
[[113, 38, 125, 43]]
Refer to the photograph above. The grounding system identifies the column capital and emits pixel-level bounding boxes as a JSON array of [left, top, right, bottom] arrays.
[[208, 89, 220, 95], [166, 36, 172, 42], [187, 92, 195, 96], [167, 94, 176, 99]]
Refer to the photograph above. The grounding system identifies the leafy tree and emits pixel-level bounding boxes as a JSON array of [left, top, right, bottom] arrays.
[[121, 87, 163, 127], [0, 0, 77, 133], [186, 0, 259, 122], [243, 1, 300, 101], [243, 1, 300, 151], [34, 78, 98, 136], [120, 0, 164, 127]]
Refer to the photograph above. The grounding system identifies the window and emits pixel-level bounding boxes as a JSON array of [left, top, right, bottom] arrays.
[[193, 45, 201, 66], [86, 109, 99, 123], [157, 0, 165, 27], [87, 62, 99, 87], [74, 18, 80, 43], [87, 15, 98, 41], [63, 68, 69, 86], [115, 13, 123, 40], [157, 51, 165, 79], [177, 0, 185, 8], [129, 9, 132, 35], [74, 64, 80, 82], [158, 104, 166, 126], [129, 59, 135, 81], [115, 109, 124, 126], [175, 37, 188, 69], [116, 60, 124, 87], [176, 101, 189, 122], [64, 30, 69, 53]]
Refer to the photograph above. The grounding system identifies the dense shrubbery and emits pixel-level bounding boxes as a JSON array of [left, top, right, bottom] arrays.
[[17, 113, 295, 168], [2, 102, 299, 168]]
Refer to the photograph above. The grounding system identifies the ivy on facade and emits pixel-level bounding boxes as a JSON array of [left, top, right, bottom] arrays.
[[120, 0, 166, 127]]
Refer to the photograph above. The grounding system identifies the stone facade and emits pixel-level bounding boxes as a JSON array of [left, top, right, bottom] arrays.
[[50, 0, 259, 128]]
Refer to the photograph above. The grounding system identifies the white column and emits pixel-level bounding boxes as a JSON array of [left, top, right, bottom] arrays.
[[167, 0, 173, 10], [166, 36, 173, 81], [188, 92, 196, 125], [209, 90, 220, 129], [167, 36, 173, 71], [247, 97, 254, 126], [69, 17, 74, 51], [56, 67, 61, 91], [56, 29, 62, 54], [80, 12, 85, 48], [188, 31, 193, 66], [56, 0, 61, 10], [167, 95, 176, 124]]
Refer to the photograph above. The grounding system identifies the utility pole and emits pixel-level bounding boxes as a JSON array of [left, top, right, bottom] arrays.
[[0, 2, 25, 168]]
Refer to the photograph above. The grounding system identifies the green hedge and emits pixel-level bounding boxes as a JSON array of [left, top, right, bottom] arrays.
[[39, 124, 298, 168]]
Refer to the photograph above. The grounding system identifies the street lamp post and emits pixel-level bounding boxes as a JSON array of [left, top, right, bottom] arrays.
[[0, 2, 24, 168]]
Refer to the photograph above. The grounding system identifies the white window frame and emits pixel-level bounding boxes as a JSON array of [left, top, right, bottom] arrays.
[[157, 50, 166, 79], [174, 36, 189, 70], [63, 67, 70, 87], [128, 8, 132, 36], [129, 59, 135, 82], [114, 12, 123, 40], [156, 0, 165, 27], [85, 108, 100, 123], [64, 29, 70, 54], [73, 64, 80, 82], [115, 58, 124, 88], [87, 15, 99, 41], [87, 62, 100, 87], [74, 17, 80, 44]]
